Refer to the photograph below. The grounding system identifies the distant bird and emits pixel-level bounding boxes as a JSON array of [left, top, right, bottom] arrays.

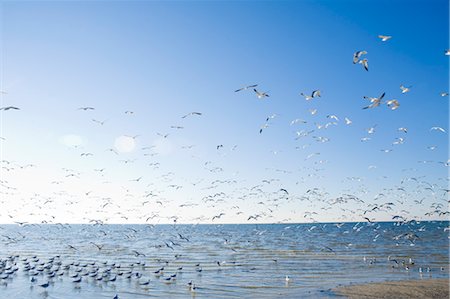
[[327, 115, 339, 121], [300, 90, 321, 101], [212, 213, 225, 221], [182, 112, 202, 118], [398, 127, 408, 133], [353, 50, 367, 64], [157, 133, 170, 138], [400, 85, 411, 93], [280, 188, 289, 195], [290, 118, 307, 125], [309, 109, 318, 115], [363, 92, 385, 109], [386, 99, 400, 110], [440, 92, 449, 97], [216, 144, 224, 150], [445, 49, 450, 56], [92, 119, 107, 125], [430, 127, 446, 133], [378, 35, 392, 42], [125, 110, 134, 114], [234, 84, 257, 92], [260, 123, 269, 134], [78, 107, 95, 111], [0, 106, 20, 111], [358, 58, 369, 71], [253, 89, 269, 99], [344, 117, 352, 125]]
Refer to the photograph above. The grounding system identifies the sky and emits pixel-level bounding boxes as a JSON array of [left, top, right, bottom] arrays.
[[0, 0, 448, 224]]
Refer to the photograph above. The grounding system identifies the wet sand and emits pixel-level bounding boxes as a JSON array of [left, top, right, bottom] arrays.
[[334, 279, 449, 299]]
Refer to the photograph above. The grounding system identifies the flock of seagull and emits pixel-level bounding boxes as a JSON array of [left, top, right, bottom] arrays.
[[0, 34, 448, 227]]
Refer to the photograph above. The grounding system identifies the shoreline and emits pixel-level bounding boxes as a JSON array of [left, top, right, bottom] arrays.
[[334, 278, 449, 299]]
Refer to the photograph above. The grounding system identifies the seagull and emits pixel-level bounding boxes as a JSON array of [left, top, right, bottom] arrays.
[[430, 127, 446, 133], [386, 99, 400, 110], [260, 123, 269, 134], [182, 112, 202, 118], [353, 50, 367, 64], [440, 92, 449, 97], [359, 58, 369, 71], [367, 125, 377, 134], [0, 106, 20, 111], [253, 89, 269, 99], [290, 118, 307, 125], [78, 107, 95, 111], [39, 281, 50, 288], [157, 133, 170, 138], [445, 49, 450, 56], [300, 90, 321, 100], [92, 119, 107, 125], [398, 127, 408, 133], [378, 35, 392, 42], [344, 117, 352, 125], [400, 85, 411, 93], [212, 213, 225, 221], [363, 92, 385, 109], [234, 84, 257, 92], [327, 115, 339, 121]]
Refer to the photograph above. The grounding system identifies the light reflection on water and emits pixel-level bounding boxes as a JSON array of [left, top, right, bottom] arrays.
[[0, 221, 448, 298]]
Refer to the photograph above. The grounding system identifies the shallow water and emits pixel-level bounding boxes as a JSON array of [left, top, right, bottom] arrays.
[[0, 221, 448, 298]]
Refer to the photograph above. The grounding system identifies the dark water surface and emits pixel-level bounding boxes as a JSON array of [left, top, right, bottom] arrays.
[[0, 221, 448, 298]]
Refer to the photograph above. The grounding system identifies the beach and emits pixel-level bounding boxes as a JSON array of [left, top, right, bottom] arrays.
[[335, 278, 450, 299]]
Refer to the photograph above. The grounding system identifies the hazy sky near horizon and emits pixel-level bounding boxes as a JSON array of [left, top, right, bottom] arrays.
[[0, 0, 448, 224]]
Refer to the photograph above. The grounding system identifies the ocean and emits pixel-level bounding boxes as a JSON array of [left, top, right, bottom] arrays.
[[0, 221, 448, 298]]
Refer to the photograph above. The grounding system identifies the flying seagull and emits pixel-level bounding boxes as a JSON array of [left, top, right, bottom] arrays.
[[78, 107, 95, 111], [378, 35, 392, 42], [386, 99, 400, 110], [400, 85, 411, 93], [353, 50, 367, 64], [300, 90, 321, 101], [359, 58, 369, 71], [430, 127, 446, 133], [253, 88, 269, 99], [235, 84, 258, 92], [0, 106, 19, 111], [363, 92, 385, 109], [182, 112, 202, 118]]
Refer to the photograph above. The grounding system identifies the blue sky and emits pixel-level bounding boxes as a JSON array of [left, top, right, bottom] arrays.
[[0, 0, 448, 224]]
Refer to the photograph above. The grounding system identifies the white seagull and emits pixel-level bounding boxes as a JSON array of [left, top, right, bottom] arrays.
[[400, 85, 411, 93], [300, 90, 321, 100], [430, 127, 446, 133], [353, 50, 367, 64], [378, 35, 392, 42], [253, 89, 269, 99]]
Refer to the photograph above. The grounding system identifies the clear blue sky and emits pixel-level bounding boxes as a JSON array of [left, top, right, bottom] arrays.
[[0, 0, 448, 224]]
